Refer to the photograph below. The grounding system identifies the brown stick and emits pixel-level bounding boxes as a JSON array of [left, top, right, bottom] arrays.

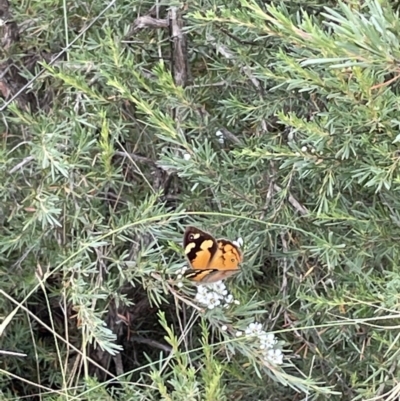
[[168, 7, 189, 89]]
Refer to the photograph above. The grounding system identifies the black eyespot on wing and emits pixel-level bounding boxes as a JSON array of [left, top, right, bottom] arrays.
[[183, 226, 219, 268]]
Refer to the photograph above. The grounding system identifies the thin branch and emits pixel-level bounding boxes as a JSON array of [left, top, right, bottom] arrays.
[[114, 151, 156, 165], [8, 155, 34, 174], [130, 336, 172, 353], [273, 184, 309, 216], [131, 15, 168, 32]]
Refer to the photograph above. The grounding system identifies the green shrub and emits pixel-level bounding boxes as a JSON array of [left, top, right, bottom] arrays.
[[2, 0, 400, 400]]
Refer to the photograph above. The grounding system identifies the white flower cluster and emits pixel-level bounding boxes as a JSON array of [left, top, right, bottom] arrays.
[[295, 145, 320, 155], [244, 322, 283, 365], [195, 281, 240, 310], [176, 266, 188, 287]]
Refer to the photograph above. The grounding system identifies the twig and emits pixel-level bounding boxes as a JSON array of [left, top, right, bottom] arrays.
[[8, 155, 34, 174], [151, 273, 202, 311], [371, 73, 400, 90], [130, 336, 172, 353], [114, 150, 156, 165], [279, 232, 289, 294], [261, 163, 276, 218], [219, 128, 241, 144], [273, 184, 309, 216], [0, 349, 27, 357], [217, 25, 259, 46], [131, 15, 168, 32], [169, 7, 189, 89]]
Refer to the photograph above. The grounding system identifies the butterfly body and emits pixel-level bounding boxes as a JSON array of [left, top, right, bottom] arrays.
[[183, 226, 242, 283]]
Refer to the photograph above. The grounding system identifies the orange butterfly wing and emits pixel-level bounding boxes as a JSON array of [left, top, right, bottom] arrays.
[[183, 226, 242, 283]]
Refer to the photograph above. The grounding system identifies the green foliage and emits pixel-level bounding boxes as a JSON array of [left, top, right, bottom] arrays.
[[2, 0, 400, 400]]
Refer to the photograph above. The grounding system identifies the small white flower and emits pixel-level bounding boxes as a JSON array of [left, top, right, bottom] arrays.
[[225, 294, 234, 304], [259, 333, 277, 349], [183, 153, 191, 161], [265, 349, 283, 365], [196, 285, 208, 295], [177, 281, 183, 288], [233, 237, 243, 247], [211, 299, 221, 308], [221, 325, 228, 331], [301, 146, 307, 152], [234, 300, 240, 305], [214, 281, 226, 293], [295, 152, 300, 156], [235, 331, 243, 337], [245, 322, 263, 336], [311, 148, 316, 154]]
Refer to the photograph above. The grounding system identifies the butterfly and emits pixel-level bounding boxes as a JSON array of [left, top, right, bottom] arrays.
[[183, 226, 243, 284]]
